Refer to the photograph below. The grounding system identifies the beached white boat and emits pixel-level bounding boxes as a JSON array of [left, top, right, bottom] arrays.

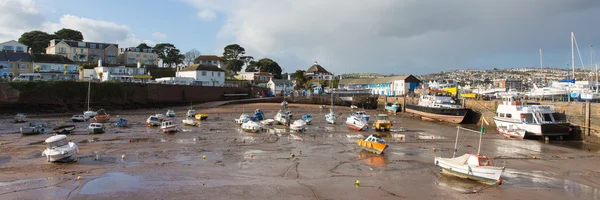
[[88, 123, 105, 134], [53, 125, 77, 134], [260, 119, 275, 125], [166, 110, 176, 117], [235, 113, 251, 125], [281, 101, 288, 107], [182, 118, 197, 126], [290, 120, 307, 132], [274, 110, 291, 126], [326, 93, 336, 124], [154, 114, 166, 121], [161, 121, 178, 133], [187, 109, 196, 117], [42, 135, 78, 162], [496, 125, 526, 139], [13, 113, 28, 123], [21, 122, 49, 135], [146, 115, 161, 126], [350, 105, 358, 109], [83, 77, 97, 119], [351, 111, 370, 121], [71, 115, 87, 122], [284, 110, 293, 119], [346, 115, 368, 131], [434, 126, 505, 185], [241, 120, 263, 133], [301, 114, 313, 125]]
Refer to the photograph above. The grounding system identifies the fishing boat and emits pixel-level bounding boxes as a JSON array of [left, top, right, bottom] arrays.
[[83, 78, 97, 119], [290, 120, 307, 132], [166, 110, 176, 117], [241, 120, 263, 133], [260, 119, 275, 125], [53, 125, 77, 134], [115, 118, 129, 127], [373, 114, 392, 132], [253, 109, 264, 121], [434, 126, 505, 185], [88, 123, 105, 134], [182, 118, 197, 126], [21, 122, 49, 135], [301, 114, 313, 125], [494, 95, 570, 139], [235, 113, 251, 125], [146, 115, 161, 126], [346, 115, 368, 131], [352, 110, 370, 121], [281, 101, 288, 107], [160, 121, 178, 133], [274, 110, 291, 126], [42, 135, 78, 162], [357, 134, 388, 154], [13, 113, 28, 123], [71, 115, 87, 122], [195, 114, 208, 120], [405, 93, 470, 124], [325, 92, 336, 124], [187, 109, 196, 117], [385, 102, 401, 114], [93, 109, 110, 123], [496, 125, 526, 139]]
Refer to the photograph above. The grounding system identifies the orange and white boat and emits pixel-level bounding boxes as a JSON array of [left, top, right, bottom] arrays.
[[93, 109, 110, 123], [357, 134, 388, 154]]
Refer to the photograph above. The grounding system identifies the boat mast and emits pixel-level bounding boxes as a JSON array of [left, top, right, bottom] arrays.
[[452, 127, 459, 158], [572, 32, 575, 81], [87, 77, 91, 111]]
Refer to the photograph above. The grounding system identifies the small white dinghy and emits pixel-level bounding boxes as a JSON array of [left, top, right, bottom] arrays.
[[434, 126, 505, 185], [182, 118, 197, 126], [325, 112, 336, 124], [186, 109, 196, 117], [274, 110, 291, 126], [146, 115, 161, 126], [161, 120, 178, 133], [260, 119, 275, 125], [241, 120, 263, 133], [497, 125, 526, 139], [235, 114, 251, 125], [290, 120, 307, 132], [42, 134, 78, 162], [346, 115, 368, 131]]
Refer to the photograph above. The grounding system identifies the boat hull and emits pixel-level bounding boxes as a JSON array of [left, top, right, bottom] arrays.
[[496, 126, 525, 139], [434, 157, 503, 185], [493, 118, 570, 137], [161, 126, 177, 133], [405, 105, 468, 124], [182, 121, 197, 126], [54, 125, 76, 134], [357, 140, 388, 154], [195, 114, 208, 120], [94, 115, 110, 123], [346, 121, 367, 131], [374, 122, 391, 132], [21, 127, 47, 135], [88, 128, 105, 134]]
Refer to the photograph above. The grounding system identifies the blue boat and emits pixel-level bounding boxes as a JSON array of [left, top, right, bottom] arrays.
[[385, 102, 401, 113], [301, 114, 313, 124], [166, 110, 176, 117], [116, 118, 128, 127], [253, 109, 264, 121]]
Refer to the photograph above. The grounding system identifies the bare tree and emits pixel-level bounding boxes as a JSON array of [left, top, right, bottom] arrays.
[[184, 49, 201, 66]]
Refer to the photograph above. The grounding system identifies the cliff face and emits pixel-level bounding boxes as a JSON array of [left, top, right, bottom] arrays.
[[0, 82, 268, 114]]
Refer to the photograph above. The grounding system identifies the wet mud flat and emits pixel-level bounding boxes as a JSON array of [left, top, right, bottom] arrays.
[[0, 103, 599, 200]]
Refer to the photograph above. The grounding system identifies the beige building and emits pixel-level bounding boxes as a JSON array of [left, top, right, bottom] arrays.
[[46, 39, 118, 64], [118, 47, 158, 66]]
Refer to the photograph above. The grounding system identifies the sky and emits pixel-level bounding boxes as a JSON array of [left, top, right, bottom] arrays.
[[1, 0, 600, 75]]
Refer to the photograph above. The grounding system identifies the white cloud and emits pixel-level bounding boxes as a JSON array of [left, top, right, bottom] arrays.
[[0, 0, 45, 41], [197, 9, 216, 21], [187, 0, 600, 74], [152, 32, 167, 40]]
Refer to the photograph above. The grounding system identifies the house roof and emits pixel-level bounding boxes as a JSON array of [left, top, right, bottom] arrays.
[[306, 61, 331, 74], [271, 79, 293, 84], [5, 52, 32, 62], [51, 39, 118, 50], [32, 54, 75, 64], [339, 75, 421, 85], [194, 55, 221, 62], [180, 64, 225, 72], [0, 40, 27, 46], [0, 51, 7, 62]]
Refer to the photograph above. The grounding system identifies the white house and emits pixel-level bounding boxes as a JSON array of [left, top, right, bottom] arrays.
[[267, 77, 294, 96], [31, 54, 78, 80], [338, 75, 421, 96], [94, 60, 151, 82], [176, 64, 225, 86], [0, 40, 28, 53], [193, 55, 224, 69]]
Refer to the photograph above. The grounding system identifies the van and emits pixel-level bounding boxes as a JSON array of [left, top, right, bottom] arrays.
[[13, 73, 42, 82]]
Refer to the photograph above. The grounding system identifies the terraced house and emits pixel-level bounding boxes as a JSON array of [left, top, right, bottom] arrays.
[[1, 40, 28, 53], [31, 54, 78, 80], [46, 39, 119, 64], [338, 75, 421, 96], [118, 47, 159, 66], [2, 51, 33, 80]]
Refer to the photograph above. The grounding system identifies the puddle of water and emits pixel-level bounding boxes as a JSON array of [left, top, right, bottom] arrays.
[[390, 132, 445, 142], [0, 156, 11, 165], [502, 169, 600, 199], [80, 172, 144, 195], [436, 173, 489, 193], [358, 151, 387, 168], [546, 141, 600, 153]]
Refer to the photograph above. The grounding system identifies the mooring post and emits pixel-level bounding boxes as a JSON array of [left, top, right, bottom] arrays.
[[585, 100, 591, 137]]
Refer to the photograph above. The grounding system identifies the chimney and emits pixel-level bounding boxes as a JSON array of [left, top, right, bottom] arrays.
[[98, 59, 102, 67], [137, 61, 141, 68], [288, 74, 291, 80]]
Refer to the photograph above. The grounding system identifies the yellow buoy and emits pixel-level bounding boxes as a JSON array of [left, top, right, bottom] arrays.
[[290, 153, 295, 158], [203, 155, 207, 160], [532, 155, 537, 159], [77, 176, 82, 180], [355, 179, 360, 186]]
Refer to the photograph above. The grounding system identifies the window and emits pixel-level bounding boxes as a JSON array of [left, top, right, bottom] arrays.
[[9, 64, 13, 69], [59, 47, 66, 53], [136, 54, 140, 58], [201, 71, 207, 76], [129, 54, 135, 58], [500, 113, 505, 117], [16, 46, 24, 52], [78, 42, 86, 47], [80, 49, 84, 53], [99, 44, 104, 49], [2, 46, 12, 51], [212, 72, 214, 76], [20, 64, 26, 69], [149, 55, 154, 59], [218, 72, 221, 76], [72, 48, 76, 53], [91, 50, 95, 54], [506, 114, 512, 118], [90, 44, 97, 48]]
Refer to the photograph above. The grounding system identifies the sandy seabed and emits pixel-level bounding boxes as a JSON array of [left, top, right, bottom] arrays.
[[1, 102, 599, 200]]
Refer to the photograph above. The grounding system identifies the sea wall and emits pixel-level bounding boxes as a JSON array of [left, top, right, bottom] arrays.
[[0, 82, 268, 114]]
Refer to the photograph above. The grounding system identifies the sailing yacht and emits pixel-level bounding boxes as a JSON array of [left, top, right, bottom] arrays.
[[83, 78, 97, 119]]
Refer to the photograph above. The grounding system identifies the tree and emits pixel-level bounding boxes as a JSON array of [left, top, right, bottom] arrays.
[[18, 30, 52, 54], [153, 43, 182, 68], [257, 58, 283, 79], [137, 43, 152, 49], [54, 28, 84, 41], [245, 61, 259, 72], [222, 44, 246, 73], [184, 49, 201, 66], [292, 70, 307, 89]]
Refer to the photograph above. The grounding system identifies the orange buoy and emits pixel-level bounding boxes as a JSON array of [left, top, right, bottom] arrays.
[[250, 154, 254, 158]]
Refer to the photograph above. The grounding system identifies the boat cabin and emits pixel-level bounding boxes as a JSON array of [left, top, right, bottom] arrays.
[[45, 135, 69, 148], [89, 123, 104, 129], [376, 114, 389, 121], [365, 135, 386, 144], [467, 154, 495, 167], [417, 95, 461, 109], [162, 121, 174, 127], [496, 96, 563, 124]]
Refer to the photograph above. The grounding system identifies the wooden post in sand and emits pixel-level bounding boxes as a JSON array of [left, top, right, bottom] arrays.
[[585, 100, 591, 136]]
